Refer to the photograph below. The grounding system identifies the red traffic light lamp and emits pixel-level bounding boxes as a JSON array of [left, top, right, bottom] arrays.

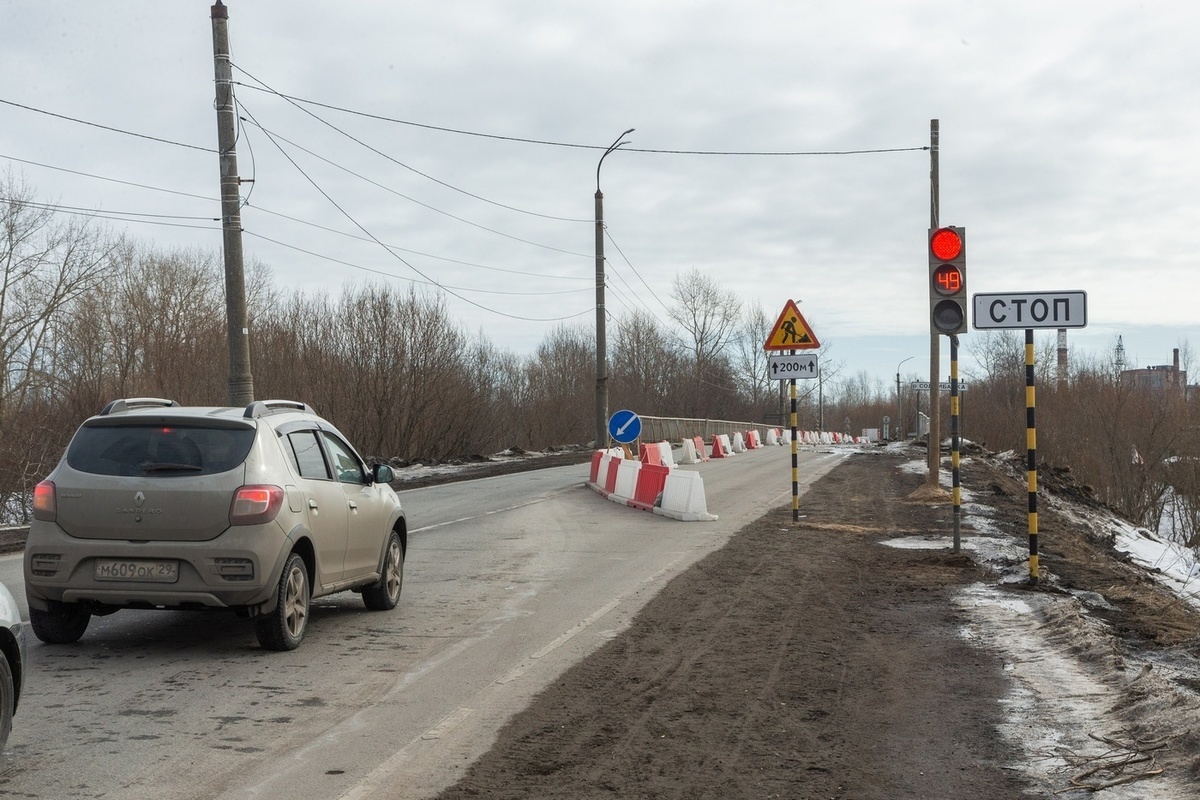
[[928, 226, 967, 335]]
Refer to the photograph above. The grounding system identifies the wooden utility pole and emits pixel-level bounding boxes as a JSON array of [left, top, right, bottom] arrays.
[[927, 119, 940, 485], [211, 1, 254, 406]]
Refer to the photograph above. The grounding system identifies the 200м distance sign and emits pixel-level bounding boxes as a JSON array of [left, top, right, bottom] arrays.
[[767, 353, 819, 380], [973, 290, 1088, 330]]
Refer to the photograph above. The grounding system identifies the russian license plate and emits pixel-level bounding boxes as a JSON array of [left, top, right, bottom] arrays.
[[94, 559, 179, 583]]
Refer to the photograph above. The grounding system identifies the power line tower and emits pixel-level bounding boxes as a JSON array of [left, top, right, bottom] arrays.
[[1114, 334, 1126, 379]]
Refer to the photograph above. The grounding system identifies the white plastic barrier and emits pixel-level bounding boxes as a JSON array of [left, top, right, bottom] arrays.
[[613, 458, 641, 500], [655, 470, 718, 521], [658, 441, 676, 467], [678, 438, 702, 464], [731, 432, 746, 453], [716, 433, 735, 456], [766, 429, 779, 446]]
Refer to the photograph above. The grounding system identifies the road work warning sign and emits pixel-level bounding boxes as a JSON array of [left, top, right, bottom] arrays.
[[763, 299, 820, 351]]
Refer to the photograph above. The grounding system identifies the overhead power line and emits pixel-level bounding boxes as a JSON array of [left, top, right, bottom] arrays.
[[230, 67, 592, 224], [239, 103, 591, 323], [229, 84, 927, 157], [0, 98, 214, 153], [236, 113, 592, 258]]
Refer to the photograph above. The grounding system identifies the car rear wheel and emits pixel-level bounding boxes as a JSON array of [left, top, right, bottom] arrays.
[[0, 653, 13, 753], [256, 553, 309, 651], [29, 601, 91, 644], [362, 531, 404, 611]]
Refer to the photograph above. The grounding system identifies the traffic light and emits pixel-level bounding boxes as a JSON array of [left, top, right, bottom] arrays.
[[928, 226, 967, 335]]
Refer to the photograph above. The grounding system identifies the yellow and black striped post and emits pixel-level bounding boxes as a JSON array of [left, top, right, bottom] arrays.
[[790, 349, 799, 522], [1026, 329, 1039, 583], [950, 335, 961, 553]]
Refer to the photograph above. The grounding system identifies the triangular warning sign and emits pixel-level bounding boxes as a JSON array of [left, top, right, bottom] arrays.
[[763, 299, 820, 351]]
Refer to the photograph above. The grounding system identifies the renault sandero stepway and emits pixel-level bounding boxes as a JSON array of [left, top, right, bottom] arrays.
[[25, 398, 406, 651]]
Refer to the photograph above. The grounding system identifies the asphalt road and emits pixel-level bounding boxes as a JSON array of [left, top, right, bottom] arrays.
[[0, 445, 846, 800]]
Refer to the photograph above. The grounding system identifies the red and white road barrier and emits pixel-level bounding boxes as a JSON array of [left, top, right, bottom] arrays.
[[586, 449, 718, 521], [630, 463, 671, 511], [657, 470, 718, 521], [678, 438, 703, 464], [639, 440, 676, 467]]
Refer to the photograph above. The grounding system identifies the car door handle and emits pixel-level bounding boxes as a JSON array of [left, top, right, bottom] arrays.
[[308, 499, 319, 510], [348, 501, 358, 511]]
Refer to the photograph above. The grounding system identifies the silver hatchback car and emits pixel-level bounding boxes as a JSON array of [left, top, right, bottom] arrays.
[[25, 398, 406, 651]]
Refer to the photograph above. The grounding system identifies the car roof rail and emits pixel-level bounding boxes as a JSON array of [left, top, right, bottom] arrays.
[[99, 398, 181, 416], [243, 400, 313, 419]]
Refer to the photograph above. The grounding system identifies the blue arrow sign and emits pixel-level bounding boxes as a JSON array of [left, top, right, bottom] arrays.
[[607, 409, 642, 444]]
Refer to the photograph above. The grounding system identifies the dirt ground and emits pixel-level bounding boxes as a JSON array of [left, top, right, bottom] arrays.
[[432, 446, 1200, 800]]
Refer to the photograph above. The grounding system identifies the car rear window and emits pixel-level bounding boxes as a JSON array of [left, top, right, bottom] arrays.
[[66, 424, 256, 477]]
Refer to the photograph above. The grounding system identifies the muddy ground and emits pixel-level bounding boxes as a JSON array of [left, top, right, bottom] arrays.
[[431, 446, 1200, 799]]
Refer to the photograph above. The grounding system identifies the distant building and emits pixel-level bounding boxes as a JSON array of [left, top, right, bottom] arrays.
[[1120, 348, 1187, 393]]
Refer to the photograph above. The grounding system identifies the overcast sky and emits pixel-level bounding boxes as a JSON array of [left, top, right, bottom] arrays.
[[2, 1, 1198, 394]]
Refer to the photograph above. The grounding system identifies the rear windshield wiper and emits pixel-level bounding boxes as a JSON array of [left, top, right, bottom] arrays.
[[140, 463, 203, 473]]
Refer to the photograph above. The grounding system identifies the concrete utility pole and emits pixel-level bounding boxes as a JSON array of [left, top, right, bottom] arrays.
[[927, 119, 941, 485], [211, 1, 254, 406], [594, 129, 633, 447]]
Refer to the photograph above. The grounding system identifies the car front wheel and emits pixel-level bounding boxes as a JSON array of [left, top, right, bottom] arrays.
[[29, 601, 91, 644], [362, 531, 404, 611], [256, 553, 310, 651]]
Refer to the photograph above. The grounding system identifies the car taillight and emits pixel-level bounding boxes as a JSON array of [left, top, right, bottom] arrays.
[[229, 485, 284, 526], [33, 480, 57, 522]]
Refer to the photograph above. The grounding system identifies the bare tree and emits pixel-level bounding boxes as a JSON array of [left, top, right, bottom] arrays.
[[610, 309, 683, 416], [734, 302, 773, 420], [667, 268, 741, 417], [668, 268, 741, 369], [0, 175, 119, 519]]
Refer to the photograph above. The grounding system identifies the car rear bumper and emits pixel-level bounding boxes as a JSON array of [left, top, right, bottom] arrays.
[[24, 522, 288, 611]]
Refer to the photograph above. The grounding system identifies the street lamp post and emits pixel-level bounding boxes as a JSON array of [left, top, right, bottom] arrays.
[[896, 356, 914, 441], [594, 128, 634, 448]]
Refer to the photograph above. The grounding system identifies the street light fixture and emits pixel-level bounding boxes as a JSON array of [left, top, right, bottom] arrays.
[[594, 128, 634, 448], [896, 356, 914, 441]]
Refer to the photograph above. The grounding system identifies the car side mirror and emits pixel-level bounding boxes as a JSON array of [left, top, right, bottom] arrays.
[[372, 463, 394, 484]]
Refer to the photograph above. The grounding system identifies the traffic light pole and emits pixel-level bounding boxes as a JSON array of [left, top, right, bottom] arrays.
[[927, 119, 940, 486], [950, 335, 961, 553]]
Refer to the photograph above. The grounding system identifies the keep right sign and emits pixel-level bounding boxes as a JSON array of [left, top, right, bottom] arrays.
[[972, 291, 1087, 330]]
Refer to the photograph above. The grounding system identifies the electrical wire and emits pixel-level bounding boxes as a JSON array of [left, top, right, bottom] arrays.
[[230, 68, 592, 224], [0, 152, 589, 282], [228, 84, 928, 157], [0, 154, 218, 202], [243, 230, 590, 300], [603, 229, 673, 315], [246, 203, 589, 282], [239, 103, 591, 323], [237, 112, 592, 259], [0, 98, 214, 153], [0, 195, 220, 230]]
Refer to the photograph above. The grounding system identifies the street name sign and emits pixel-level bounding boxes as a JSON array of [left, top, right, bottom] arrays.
[[768, 353, 819, 381], [911, 381, 969, 392], [972, 291, 1087, 330]]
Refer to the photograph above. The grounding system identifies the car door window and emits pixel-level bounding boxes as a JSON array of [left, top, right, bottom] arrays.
[[323, 433, 366, 485], [287, 430, 331, 480]]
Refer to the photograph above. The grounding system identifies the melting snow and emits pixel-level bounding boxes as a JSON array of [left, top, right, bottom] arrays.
[[884, 452, 1199, 797]]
